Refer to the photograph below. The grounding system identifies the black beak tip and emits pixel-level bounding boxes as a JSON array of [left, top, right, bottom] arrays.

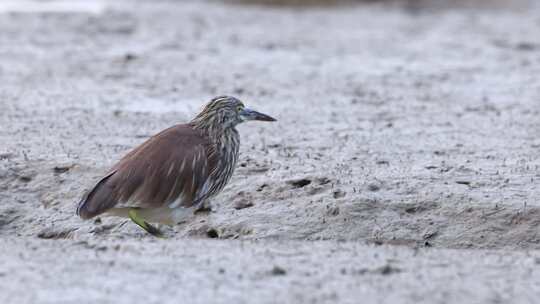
[[254, 112, 277, 122], [243, 108, 277, 122]]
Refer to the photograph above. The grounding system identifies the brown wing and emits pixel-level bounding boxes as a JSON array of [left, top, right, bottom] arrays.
[[77, 124, 217, 219]]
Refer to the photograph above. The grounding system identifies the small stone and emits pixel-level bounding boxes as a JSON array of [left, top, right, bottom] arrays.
[[53, 165, 72, 174], [234, 200, 254, 210], [37, 227, 74, 239], [422, 229, 438, 240]]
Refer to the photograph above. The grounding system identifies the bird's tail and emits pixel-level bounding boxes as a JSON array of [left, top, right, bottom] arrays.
[[76, 171, 118, 219]]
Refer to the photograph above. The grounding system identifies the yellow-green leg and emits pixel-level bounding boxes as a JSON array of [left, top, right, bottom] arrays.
[[128, 208, 164, 238]]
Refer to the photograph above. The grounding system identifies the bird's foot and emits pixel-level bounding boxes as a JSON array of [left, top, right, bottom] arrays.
[[194, 201, 212, 214], [128, 209, 164, 238]]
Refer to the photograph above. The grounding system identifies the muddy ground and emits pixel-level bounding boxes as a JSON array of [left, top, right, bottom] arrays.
[[1, 0, 540, 303]]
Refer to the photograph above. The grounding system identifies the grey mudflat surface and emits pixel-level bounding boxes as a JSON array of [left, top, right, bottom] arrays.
[[2, 238, 540, 304], [1, 0, 540, 303]]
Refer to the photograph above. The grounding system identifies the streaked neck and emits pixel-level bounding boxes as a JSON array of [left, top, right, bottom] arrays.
[[190, 117, 237, 144]]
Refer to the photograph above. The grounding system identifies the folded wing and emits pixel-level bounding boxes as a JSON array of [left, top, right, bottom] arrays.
[[77, 124, 217, 219]]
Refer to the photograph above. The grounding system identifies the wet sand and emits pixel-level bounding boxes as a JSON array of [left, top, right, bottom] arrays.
[[1, 0, 540, 303]]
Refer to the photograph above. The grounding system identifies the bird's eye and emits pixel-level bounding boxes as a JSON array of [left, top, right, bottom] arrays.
[[237, 105, 243, 111]]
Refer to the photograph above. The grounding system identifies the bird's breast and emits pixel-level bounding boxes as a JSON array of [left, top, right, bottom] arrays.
[[201, 130, 240, 199]]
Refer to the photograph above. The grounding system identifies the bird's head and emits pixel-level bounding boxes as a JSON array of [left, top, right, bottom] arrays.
[[191, 96, 276, 131]]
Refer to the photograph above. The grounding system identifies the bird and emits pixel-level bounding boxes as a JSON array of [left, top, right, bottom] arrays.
[[76, 96, 276, 236]]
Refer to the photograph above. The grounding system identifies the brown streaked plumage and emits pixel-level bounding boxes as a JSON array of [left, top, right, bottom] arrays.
[[77, 96, 276, 230]]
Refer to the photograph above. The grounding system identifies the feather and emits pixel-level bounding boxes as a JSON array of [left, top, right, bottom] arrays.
[[76, 96, 267, 222], [77, 124, 220, 219]]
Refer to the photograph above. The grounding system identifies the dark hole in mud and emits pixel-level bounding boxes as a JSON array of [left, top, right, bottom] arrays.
[[271, 266, 287, 276], [367, 183, 381, 192], [19, 175, 32, 182], [333, 190, 346, 199], [124, 53, 137, 62], [316, 177, 331, 185], [404, 206, 429, 214], [0, 152, 13, 160], [516, 42, 539, 51], [376, 264, 401, 275], [257, 184, 269, 191], [207, 228, 219, 238], [288, 178, 311, 188]]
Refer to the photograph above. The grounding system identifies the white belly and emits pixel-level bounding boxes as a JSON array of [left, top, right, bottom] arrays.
[[106, 206, 195, 225]]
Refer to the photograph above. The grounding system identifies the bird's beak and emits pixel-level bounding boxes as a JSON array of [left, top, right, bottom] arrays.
[[240, 108, 277, 122]]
